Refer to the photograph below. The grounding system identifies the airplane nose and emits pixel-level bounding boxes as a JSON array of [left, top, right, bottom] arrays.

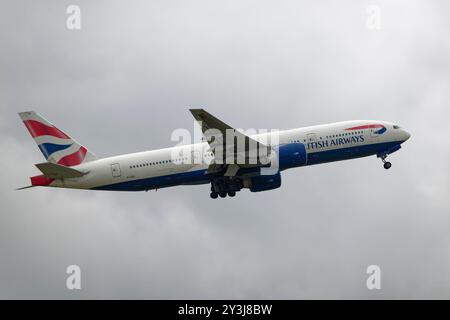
[[403, 129, 411, 141]]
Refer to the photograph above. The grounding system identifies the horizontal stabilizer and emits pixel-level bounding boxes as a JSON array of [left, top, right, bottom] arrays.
[[35, 162, 87, 179], [16, 185, 36, 190]]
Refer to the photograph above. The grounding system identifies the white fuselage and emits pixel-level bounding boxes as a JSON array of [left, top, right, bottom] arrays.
[[44, 120, 410, 191]]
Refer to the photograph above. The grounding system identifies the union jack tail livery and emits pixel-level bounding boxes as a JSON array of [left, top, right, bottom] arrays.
[[18, 111, 97, 167]]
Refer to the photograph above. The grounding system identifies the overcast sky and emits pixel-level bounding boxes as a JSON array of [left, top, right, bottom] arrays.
[[1, 0, 449, 299]]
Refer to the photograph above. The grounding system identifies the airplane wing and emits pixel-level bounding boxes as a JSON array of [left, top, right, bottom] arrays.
[[189, 109, 271, 176], [35, 162, 88, 179]]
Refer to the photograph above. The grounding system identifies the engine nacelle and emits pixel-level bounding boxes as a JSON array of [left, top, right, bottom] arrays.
[[245, 172, 282, 192], [277, 143, 307, 170]]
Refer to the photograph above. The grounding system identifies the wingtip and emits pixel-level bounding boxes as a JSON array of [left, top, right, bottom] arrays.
[[189, 108, 205, 112]]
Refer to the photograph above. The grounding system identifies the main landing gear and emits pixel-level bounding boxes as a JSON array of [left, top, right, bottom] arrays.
[[210, 190, 237, 199], [209, 178, 242, 199], [379, 154, 392, 170], [210, 192, 218, 199], [209, 191, 236, 199]]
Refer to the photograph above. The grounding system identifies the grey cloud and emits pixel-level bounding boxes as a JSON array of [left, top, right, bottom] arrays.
[[1, 0, 450, 298]]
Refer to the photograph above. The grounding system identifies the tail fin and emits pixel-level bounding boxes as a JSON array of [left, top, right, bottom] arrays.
[[18, 111, 97, 167]]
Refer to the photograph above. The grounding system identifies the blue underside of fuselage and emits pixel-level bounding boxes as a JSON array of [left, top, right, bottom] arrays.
[[91, 141, 402, 191]]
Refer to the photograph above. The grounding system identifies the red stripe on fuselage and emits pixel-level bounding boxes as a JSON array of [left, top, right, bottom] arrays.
[[345, 124, 384, 130], [23, 120, 70, 139], [57, 146, 87, 167]]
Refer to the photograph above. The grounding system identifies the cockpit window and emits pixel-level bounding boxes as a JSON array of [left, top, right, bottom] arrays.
[[393, 125, 401, 129]]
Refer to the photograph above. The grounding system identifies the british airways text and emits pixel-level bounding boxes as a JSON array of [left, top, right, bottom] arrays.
[[306, 135, 365, 150]]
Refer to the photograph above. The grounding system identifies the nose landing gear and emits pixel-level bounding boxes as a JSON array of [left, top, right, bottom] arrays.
[[379, 154, 392, 170]]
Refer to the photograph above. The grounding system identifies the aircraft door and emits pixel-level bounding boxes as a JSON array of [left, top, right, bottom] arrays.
[[111, 163, 121, 178], [191, 150, 201, 165], [307, 133, 317, 143], [369, 127, 379, 139]]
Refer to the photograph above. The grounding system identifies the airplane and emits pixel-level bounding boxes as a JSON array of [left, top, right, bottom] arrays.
[[17, 109, 410, 198]]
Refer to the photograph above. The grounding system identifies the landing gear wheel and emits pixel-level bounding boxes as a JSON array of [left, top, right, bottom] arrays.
[[219, 192, 227, 198], [228, 191, 236, 197], [210, 192, 218, 199], [384, 161, 392, 170]]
